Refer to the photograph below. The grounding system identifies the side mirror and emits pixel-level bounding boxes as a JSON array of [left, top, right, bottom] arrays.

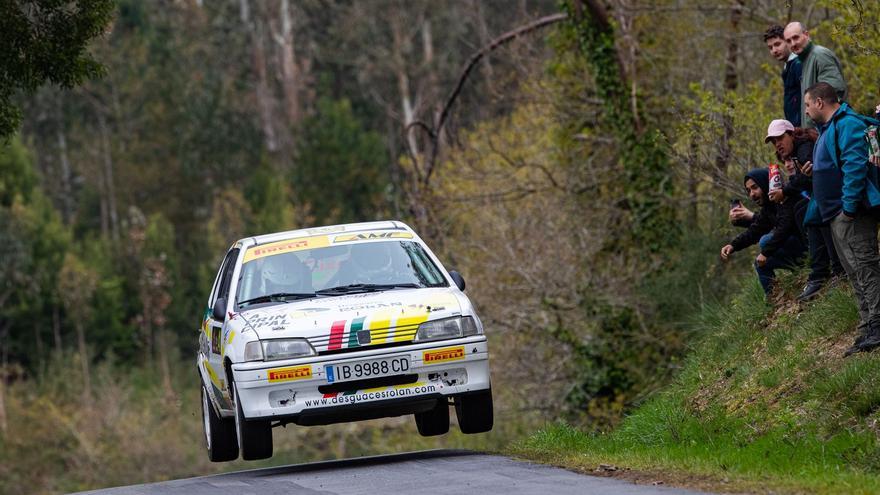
[[449, 270, 466, 292], [212, 297, 227, 322]]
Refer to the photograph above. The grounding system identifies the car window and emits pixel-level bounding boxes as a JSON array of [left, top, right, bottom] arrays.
[[213, 248, 240, 305], [236, 240, 447, 305]]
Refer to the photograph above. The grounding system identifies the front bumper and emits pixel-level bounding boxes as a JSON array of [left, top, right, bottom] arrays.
[[231, 336, 490, 423]]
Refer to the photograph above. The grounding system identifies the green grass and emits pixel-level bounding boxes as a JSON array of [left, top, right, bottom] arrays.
[[511, 274, 880, 494]]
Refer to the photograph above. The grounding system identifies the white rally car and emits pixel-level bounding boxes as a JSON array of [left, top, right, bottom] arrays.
[[198, 221, 493, 461]]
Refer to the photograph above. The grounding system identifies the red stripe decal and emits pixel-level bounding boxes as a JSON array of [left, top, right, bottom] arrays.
[[328, 320, 346, 350], [323, 392, 338, 398]]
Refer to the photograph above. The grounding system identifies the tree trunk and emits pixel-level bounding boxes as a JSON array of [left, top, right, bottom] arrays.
[[96, 159, 109, 238], [76, 321, 91, 400], [96, 111, 120, 242], [53, 304, 62, 354], [471, 0, 495, 104], [241, 0, 279, 152], [390, 16, 420, 162], [157, 329, 174, 399], [0, 324, 8, 436], [276, 0, 301, 128], [56, 101, 75, 225], [0, 366, 6, 437], [34, 319, 44, 368], [714, 0, 742, 176]]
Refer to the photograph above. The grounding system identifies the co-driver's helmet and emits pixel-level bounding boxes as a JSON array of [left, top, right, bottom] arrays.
[[350, 242, 394, 279]]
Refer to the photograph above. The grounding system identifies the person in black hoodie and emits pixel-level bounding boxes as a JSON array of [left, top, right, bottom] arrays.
[[765, 119, 844, 300], [721, 168, 807, 296]]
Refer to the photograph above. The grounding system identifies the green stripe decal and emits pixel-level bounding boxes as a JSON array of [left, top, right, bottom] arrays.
[[343, 390, 358, 396], [347, 316, 365, 348]]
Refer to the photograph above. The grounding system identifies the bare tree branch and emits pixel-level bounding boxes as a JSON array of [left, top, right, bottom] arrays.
[[413, 12, 568, 188]]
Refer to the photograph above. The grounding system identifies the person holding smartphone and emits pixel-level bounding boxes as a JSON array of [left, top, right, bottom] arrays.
[[764, 119, 844, 301], [721, 168, 807, 297]]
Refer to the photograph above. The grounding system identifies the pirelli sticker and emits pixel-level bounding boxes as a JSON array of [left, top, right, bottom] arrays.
[[333, 232, 413, 243], [423, 346, 465, 365], [243, 236, 330, 262], [267, 365, 312, 383]]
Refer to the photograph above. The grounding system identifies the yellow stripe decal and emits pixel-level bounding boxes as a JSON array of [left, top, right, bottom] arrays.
[[393, 316, 428, 342], [369, 311, 394, 344]]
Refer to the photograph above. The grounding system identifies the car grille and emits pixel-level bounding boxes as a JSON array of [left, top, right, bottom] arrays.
[[307, 320, 422, 353]]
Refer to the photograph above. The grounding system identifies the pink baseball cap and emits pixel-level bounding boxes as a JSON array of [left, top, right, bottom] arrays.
[[765, 119, 795, 143]]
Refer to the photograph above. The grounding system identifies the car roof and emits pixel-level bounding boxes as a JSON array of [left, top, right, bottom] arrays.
[[234, 220, 416, 249]]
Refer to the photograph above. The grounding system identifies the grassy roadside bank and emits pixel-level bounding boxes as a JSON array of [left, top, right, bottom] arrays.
[[511, 276, 880, 494]]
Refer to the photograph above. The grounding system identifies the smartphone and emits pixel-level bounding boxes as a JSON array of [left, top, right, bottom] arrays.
[[730, 198, 742, 209]]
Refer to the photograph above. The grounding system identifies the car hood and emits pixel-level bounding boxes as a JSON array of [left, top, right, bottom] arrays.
[[233, 287, 465, 352]]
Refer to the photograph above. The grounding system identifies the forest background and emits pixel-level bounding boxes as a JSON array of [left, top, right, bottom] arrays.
[[1, 1, 879, 493]]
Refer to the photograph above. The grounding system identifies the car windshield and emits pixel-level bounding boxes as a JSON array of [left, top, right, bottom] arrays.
[[235, 240, 447, 307]]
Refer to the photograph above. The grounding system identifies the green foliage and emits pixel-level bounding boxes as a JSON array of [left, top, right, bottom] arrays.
[[0, 0, 116, 137], [244, 165, 297, 235], [820, 0, 880, 115], [561, 0, 677, 254], [294, 97, 388, 224], [0, 139, 70, 367], [0, 136, 36, 206]]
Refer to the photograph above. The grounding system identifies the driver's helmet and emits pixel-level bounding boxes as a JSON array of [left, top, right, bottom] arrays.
[[261, 254, 310, 293], [350, 242, 394, 280]]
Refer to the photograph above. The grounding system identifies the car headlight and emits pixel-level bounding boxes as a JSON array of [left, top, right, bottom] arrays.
[[415, 316, 480, 342], [244, 341, 264, 361], [262, 338, 317, 361]]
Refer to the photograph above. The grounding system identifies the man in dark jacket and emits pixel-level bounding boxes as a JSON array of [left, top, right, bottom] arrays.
[[764, 25, 801, 126], [764, 119, 843, 300], [805, 82, 880, 355], [721, 168, 807, 296]]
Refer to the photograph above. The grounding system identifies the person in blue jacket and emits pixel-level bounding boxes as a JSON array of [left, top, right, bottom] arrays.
[[803, 82, 880, 356]]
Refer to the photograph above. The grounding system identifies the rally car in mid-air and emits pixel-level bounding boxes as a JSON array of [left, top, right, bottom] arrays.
[[198, 221, 493, 461]]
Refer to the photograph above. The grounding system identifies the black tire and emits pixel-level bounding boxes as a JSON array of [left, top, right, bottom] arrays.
[[201, 385, 239, 462], [455, 389, 493, 434], [234, 384, 273, 460], [414, 399, 450, 436]]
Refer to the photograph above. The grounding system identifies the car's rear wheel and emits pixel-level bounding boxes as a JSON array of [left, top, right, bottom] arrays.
[[234, 384, 273, 460], [455, 389, 493, 434], [414, 399, 450, 436], [201, 385, 239, 462]]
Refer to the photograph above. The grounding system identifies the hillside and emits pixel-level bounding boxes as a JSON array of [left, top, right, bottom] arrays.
[[513, 272, 880, 494]]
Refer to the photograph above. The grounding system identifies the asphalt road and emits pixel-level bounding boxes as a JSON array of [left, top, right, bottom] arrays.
[[74, 449, 710, 495]]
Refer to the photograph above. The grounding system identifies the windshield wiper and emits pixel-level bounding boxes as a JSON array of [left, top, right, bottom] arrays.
[[315, 283, 422, 295], [238, 292, 316, 307]]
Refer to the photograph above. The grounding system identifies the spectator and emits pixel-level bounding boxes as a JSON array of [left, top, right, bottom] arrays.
[[803, 82, 880, 355], [784, 22, 847, 129], [764, 25, 802, 127], [721, 168, 806, 296], [764, 119, 844, 300]]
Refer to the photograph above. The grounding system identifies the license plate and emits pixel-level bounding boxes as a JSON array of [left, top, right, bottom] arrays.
[[325, 357, 410, 383]]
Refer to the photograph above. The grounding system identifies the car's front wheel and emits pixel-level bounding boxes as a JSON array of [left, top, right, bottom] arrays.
[[201, 385, 239, 462], [455, 389, 494, 434], [234, 383, 273, 460], [414, 399, 449, 436]]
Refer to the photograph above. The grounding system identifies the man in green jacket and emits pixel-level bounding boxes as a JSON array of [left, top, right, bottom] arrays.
[[784, 22, 847, 128]]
